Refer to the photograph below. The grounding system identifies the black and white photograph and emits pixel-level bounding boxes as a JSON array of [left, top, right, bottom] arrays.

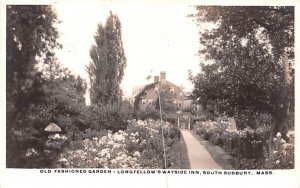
[[1, 0, 299, 187]]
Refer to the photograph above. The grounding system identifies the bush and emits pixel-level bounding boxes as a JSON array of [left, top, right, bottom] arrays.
[[168, 127, 181, 140], [264, 131, 294, 169], [194, 121, 265, 159], [89, 103, 131, 132], [134, 107, 160, 120], [193, 118, 294, 169]]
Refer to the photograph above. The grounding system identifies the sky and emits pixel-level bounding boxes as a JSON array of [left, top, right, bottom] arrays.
[[54, 1, 201, 101]]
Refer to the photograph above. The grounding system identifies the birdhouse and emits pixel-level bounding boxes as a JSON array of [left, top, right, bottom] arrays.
[[44, 123, 62, 133]]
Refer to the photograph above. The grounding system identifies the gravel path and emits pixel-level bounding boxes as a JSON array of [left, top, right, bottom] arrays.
[[180, 129, 223, 169]]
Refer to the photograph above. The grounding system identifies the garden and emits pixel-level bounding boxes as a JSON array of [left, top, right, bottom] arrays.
[[56, 119, 184, 168], [193, 117, 294, 169]]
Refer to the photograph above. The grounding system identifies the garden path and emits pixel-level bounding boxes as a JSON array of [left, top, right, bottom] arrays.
[[180, 129, 223, 169]]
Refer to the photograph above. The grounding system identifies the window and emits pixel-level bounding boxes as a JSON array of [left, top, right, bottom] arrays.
[[170, 87, 174, 94]]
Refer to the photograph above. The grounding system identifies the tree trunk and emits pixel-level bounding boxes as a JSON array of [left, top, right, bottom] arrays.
[[269, 49, 293, 141], [270, 104, 288, 142]]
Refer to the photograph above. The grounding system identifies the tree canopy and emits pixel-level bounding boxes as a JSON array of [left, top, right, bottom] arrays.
[[6, 5, 61, 111], [6, 5, 89, 168], [190, 6, 294, 137]]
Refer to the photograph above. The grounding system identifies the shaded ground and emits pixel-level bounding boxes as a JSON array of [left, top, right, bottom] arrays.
[[180, 129, 232, 169], [168, 134, 190, 169]]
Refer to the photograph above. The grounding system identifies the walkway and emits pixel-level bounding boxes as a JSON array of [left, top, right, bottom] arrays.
[[180, 129, 223, 169]]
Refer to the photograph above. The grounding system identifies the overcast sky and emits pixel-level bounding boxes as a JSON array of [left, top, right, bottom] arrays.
[[54, 1, 201, 100]]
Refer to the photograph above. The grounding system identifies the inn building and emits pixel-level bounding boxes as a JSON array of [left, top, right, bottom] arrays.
[[128, 71, 192, 110]]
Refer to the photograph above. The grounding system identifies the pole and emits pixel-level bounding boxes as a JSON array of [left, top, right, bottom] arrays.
[[188, 116, 191, 130], [158, 90, 167, 169]]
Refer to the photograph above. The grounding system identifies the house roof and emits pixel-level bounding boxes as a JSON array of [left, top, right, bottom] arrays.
[[132, 80, 189, 100]]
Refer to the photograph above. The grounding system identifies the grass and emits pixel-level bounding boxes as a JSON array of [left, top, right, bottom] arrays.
[[167, 133, 190, 169]]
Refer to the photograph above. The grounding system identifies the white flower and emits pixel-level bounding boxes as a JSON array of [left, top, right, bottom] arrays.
[[91, 148, 97, 153], [112, 133, 125, 142], [283, 150, 287, 156], [286, 130, 294, 137], [133, 151, 141, 158], [75, 149, 84, 155], [25, 148, 38, 157], [100, 136, 108, 142], [100, 148, 110, 158], [107, 140, 114, 145], [275, 160, 280, 164], [276, 132, 282, 138], [273, 150, 278, 154], [94, 157, 100, 161], [59, 158, 68, 163], [280, 139, 286, 144], [93, 137, 98, 141], [282, 143, 293, 150]]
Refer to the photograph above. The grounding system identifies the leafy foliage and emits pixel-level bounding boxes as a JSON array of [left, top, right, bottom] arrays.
[[56, 120, 183, 168], [6, 5, 61, 110], [87, 12, 127, 105], [6, 5, 91, 168], [190, 6, 294, 138], [6, 5, 63, 168]]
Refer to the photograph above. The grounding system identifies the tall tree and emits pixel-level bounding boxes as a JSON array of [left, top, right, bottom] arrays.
[[7, 5, 61, 118], [6, 5, 62, 167], [87, 12, 127, 105], [190, 6, 294, 138]]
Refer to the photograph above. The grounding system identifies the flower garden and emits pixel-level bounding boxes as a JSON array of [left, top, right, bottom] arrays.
[[56, 119, 183, 168], [193, 121, 294, 169]]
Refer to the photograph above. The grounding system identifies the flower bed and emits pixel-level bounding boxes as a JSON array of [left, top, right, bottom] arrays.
[[56, 119, 181, 168], [193, 121, 294, 169], [265, 131, 294, 169]]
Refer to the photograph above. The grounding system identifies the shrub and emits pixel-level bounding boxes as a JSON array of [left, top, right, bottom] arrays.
[[195, 121, 266, 159], [193, 118, 295, 169], [264, 131, 294, 169], [168, 127, 181, 140], [134, 107, 161, 120], [89, 103, 131, 132]]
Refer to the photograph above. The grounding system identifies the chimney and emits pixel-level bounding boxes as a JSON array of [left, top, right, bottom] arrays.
[[154, 76, 159, 83], [160, 71, 166, 81]]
